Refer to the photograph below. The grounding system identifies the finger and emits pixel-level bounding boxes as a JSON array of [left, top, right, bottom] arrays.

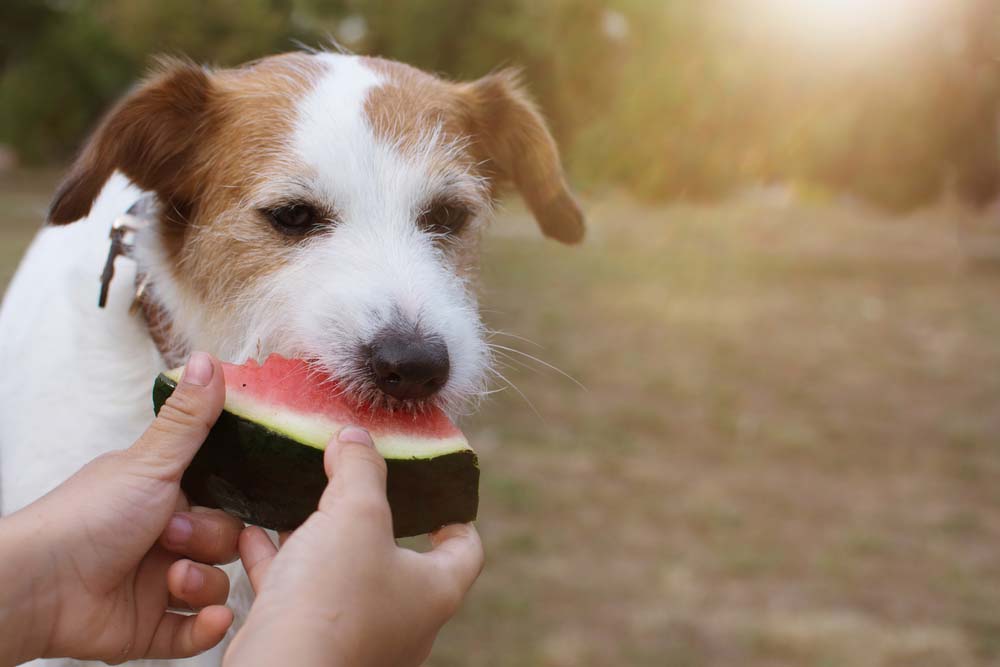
[[319, 427, 390, 531], [146, 606, 233, 659], [239, 526, 278, 593], [160, 508, 244, 564], [166, 559, 231, 609], [129, 352, 226, 480], [428, 523, 485, 603]]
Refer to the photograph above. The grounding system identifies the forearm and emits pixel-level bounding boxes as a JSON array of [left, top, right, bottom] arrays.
[[0, 512, 57, 665]]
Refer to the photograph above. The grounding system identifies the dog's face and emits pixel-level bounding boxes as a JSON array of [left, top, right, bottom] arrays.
[[49, 52, 583, 414]]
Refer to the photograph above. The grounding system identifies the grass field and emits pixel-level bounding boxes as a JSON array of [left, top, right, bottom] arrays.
[[3, 170, 1000, 666]]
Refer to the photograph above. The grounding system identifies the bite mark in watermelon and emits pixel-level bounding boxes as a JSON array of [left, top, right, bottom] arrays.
[[153, 354, 479, 537]]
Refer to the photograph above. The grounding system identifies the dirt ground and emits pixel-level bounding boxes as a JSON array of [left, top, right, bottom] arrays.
[[3, 170, 999, 666]]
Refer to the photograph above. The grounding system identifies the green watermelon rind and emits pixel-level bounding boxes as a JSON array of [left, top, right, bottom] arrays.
[[153, 374, 479, 537]]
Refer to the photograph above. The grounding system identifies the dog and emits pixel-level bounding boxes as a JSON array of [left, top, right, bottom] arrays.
[[0, 51, 583, 665]]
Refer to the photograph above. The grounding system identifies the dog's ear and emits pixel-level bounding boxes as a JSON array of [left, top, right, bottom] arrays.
[[48, 59, 214, 225], [466, 69, 585, 244]]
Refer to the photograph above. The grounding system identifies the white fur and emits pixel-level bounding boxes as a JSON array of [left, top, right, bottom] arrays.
[[0, 53, 490, 666], [0, 173, 161, 514]]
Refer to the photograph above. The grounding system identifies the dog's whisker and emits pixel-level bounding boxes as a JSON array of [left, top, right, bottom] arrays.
[[485, 328, 544, 349], [490, 350, 539, 376], [486, 366, 543, 421], [487, 343, 586, 391], [473, 387, 508, 397]]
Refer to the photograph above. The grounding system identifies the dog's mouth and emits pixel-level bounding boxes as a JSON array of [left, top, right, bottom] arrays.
[[282, 318, 485, 419], [304, 354, 449, 417]]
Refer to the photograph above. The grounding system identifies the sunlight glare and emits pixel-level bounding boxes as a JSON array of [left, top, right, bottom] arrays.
[[757, 0, 933, 49]]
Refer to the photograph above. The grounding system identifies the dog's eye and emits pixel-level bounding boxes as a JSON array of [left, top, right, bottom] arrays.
[[418, 203, 471, 236], [263, 204, 321, 236]]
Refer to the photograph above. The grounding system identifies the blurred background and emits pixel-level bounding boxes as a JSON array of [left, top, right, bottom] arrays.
[[2, 1, 1000, 665]]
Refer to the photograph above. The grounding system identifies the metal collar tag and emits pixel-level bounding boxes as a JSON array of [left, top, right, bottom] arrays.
[[98, 196, 156, 309]]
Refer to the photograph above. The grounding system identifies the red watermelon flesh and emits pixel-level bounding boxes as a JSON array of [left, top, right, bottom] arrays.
[[162, 353, 467, 458]]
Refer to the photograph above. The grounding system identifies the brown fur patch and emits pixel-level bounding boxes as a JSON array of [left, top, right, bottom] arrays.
[[363, 57, 478, 156], [162, 53, 325, 311], [462, 70, 585, 243], [362, 58, 584, 244]]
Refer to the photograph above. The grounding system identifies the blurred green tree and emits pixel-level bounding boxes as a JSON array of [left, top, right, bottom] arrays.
[[0, 0, 298, 162], [0, 0, 996, 210]]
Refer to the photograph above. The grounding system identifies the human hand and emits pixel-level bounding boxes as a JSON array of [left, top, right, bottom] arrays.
[[224, 426, 485, 667], [0, 352, 243, 665]]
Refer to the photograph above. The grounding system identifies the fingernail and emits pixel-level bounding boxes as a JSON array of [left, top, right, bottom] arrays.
[[338, 425, 373, 448], [183, 351, 213, 386], [164, 514, 193, 548], [184, 562, 205, 594]]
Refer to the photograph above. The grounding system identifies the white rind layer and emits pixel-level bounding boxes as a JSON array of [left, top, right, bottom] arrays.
[[162, 368, 470, 459]]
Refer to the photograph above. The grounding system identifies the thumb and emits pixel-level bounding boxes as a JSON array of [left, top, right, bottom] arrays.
[[129, 351, 226, 479], [317, 426, 393, 537], [427, 523, 484, 603]]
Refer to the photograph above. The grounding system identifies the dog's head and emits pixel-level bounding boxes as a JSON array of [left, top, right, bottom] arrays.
[[48, 52, 583, 413]]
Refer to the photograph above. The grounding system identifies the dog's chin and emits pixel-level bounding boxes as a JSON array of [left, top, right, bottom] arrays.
[[351, 374, 476, 418], [357, 387, 444, 415]]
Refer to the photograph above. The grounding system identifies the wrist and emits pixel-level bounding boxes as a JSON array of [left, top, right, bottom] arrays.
[[0, 511, 60, 664], [225, 605, 348, 667]]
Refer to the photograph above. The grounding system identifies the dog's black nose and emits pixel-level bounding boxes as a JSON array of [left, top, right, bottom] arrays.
[[370, 331, 450, 401]]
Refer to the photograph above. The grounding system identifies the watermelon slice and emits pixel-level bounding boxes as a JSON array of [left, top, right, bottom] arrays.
[[152, 354, 479, 537]]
